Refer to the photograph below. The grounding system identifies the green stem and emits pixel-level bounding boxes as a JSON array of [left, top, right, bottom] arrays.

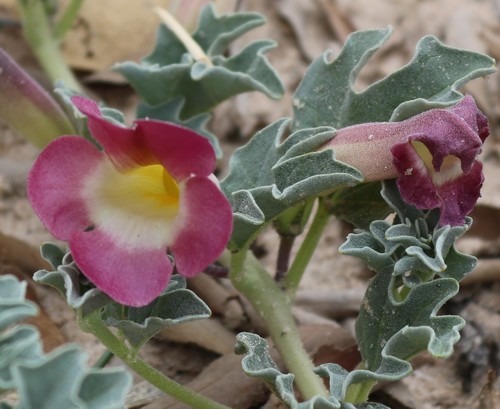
[[17, 0, 82, 91], [53, 0, 84, 40], [82, 311, 231, 409], [93, 349, 114, 368], [284, 199, 330, 299], [228, 250, 329, 400], [275, 235, 296, 283]]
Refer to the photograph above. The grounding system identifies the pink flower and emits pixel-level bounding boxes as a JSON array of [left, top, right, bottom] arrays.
[[28, 96, 232, 306], [325, 96, 489, 226]]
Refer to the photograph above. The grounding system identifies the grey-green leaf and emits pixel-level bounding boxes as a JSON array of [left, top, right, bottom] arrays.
[[221, 120, 362, 249], [293, 27, 495, 130], [105, 276, 211, 348], [0, 326, 42, 390], [78, 369, 133, 409], [114, 5, 284, 120], [34, 244, 112, 318], [0, 275, 132, 409], [339, 181, 475, 390], [192, 5, 265, 56], [13, 346, 131, 409], [236, 333, 391, 409], [0, 277, 38, 331]]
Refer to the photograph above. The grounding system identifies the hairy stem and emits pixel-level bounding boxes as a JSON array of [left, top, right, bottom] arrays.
[[83, 311, 231, 409], [53, 0, 84, 40], [228, 250, 329, 400], [17, 0, 82, 91]]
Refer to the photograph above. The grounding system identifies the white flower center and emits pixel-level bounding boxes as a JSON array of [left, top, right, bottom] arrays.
[[411, 141, 463, 186], [83, 161, 183, 250]]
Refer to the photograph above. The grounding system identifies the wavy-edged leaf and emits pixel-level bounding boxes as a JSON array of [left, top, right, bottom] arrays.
[[104, 276, 210, 349], [0, 275, 41, 394], [221, 120, 362, 248], [34, 243, 112, 319], [235, 333, 390, 409], [354, 270, 463, 372], [78, 369, 133, 409], [0, 326, 42, 391], [0, 277, 38, 332], [114, 5, 284, 120], [192, 5, 265, 56], [35, 245, 211, 349], [338, 181, 475, 396], [293, 28, 495, 130], [0, 275, 132, 408], [12, 345, 131, 409]]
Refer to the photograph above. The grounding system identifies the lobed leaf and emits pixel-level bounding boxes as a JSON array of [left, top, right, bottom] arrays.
[[12, 346, 131, 409], [221, 120, 362, 248], [114, 4, 284, 120], [0, 277, 37, 331], [293, 28, 495, 130], [237, 179, 475, 405], [0, 275, 132, 408], [104, 276, 211, 349], [0, 326, 42, 391], [339, 181, 475, 390], [235, 332, 390, 409], [34, 243, 112, 319], [35, 245, 211, 350]]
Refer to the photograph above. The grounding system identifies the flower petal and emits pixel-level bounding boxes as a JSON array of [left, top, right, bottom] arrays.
[[72, 96, 216, 180], [392, 139, 440, 209], [448, 95, 489, 142], [137, 119, 216, 180], [27, 136, 100, 240], [406, 108, 482, 173], [82, 159, 181, 251], [170, 177, 233, 277], [69, 228, 173, 306], [393, 138, 484, 226], [72, 96, 153, 169], [436, 160, 483, 226]]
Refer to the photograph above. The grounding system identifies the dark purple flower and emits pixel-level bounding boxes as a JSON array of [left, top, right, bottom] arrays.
[[324, 96, 489, 226]]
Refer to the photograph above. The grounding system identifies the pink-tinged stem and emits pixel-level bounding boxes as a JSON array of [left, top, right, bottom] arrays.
[[0, 49, 74, 147]]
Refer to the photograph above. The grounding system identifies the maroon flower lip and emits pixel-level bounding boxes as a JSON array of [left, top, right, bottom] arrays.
[[27, 96, 233, 307], [324, 95, 489, 226]]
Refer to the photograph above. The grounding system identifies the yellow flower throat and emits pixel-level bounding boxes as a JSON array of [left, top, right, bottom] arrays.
[[100, 164, 180, 218]]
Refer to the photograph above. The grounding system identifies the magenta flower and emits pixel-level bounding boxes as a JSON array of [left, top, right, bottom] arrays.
[[28, 96, 233, 306], [325, 95, 489, 226]]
